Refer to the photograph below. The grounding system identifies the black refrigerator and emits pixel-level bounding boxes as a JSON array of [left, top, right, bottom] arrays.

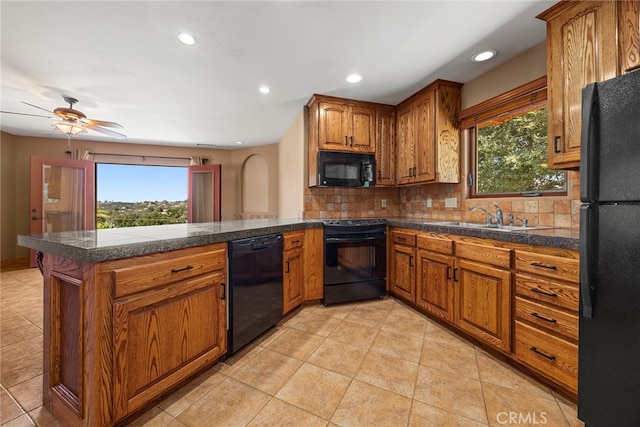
[[579, 69, 640, 427]]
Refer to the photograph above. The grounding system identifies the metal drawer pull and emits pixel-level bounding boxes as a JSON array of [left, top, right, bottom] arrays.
[[531, 287, 557, 298], [530, 347, 556, 361], [221, 283, 226, 300], [171, 265, 194, 273], [291, 240, 301, 244], [446, 266, 452, 280], [530, 312, 557, 323], [397, 237, 407, 242], [530, 262, 557, 270], [285, 260, 290, 274]]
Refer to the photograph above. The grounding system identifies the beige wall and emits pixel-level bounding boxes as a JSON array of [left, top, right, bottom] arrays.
[[278, 109, 306, 219], [1, 132, 270, 261], [462, 42, 547, 109], [230, 144, 279, 219], [1, 133, 17, 260]]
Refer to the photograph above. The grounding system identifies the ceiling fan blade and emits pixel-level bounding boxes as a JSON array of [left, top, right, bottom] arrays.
[[0, 110, 55, 119], [21, 101, 55, 114], [84, 123, 126, 139], [81, 118, 124, 129]]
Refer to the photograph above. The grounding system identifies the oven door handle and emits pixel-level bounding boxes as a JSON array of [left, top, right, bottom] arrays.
[[325, 235, 384, 243]]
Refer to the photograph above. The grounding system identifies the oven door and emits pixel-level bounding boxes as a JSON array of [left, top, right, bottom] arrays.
[[323, 233, 386, 305]]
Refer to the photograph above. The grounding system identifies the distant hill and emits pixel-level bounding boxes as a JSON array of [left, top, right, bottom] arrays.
[[97, 200, 187, 228]]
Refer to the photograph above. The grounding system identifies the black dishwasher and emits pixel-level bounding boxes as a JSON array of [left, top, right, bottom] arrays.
[[228, 234, 283, 354]]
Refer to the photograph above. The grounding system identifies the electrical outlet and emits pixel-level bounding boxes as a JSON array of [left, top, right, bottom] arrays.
[[381, 199, 387, 208], [426, 198, 432, 208], [444, 197, 458, 208]]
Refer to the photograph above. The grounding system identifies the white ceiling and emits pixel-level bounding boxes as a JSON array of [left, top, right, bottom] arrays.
[[0, 1, 554, 149]]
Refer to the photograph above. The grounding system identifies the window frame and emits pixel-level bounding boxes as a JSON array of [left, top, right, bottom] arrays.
[[459, 76, 567, 199]]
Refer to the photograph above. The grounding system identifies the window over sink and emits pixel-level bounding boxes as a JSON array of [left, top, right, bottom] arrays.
[[460, 77, 566, 198]]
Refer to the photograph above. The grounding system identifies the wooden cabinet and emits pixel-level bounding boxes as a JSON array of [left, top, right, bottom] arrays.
[[389, 229, 417, 302], [538, 0, 640, 169], [283, 231, 304, 314], [513, 249, 580, 394], [396, 80, 462, 185], [375, 106, 396, 186], [110, 244, 227, 421], [303, 227, 324, 301], [416, 234, 455, 322], [454, 242, 512, 353], [307, 95, 376, 153]]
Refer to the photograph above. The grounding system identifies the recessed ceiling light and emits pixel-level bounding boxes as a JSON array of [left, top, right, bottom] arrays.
[[259, 86, 270, 94], [177, 33, 196, 46], [346, 74, 363, 83], [236, 141, 244, 145], [472, 49, 497, 62]]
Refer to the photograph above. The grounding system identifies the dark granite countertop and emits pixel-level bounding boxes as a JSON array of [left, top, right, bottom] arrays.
[[18, 217, 579, 263], [18, 219, 323, 263], [387, 219, 579, 251]]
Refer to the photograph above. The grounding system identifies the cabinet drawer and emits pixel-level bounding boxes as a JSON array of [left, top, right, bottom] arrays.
[[515, 250, 579, 283], [515, 297, 578, 341], [515, 273, 579, 312], [515, 321, 578, 392], [417, 234, 453, 255], [391, 230, 416, 246], [113, 247, 227, 298], [284, 232, 304, 251], [455, 241, 511, 268]]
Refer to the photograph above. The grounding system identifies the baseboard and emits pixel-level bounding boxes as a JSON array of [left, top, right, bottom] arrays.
[[0, 257, 30, 271]]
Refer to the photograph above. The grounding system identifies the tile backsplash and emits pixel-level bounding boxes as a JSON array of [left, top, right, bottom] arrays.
[[303, 171, 580, 229]]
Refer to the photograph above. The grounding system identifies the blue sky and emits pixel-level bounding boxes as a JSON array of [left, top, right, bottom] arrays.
[[97, 164, 187, 202]]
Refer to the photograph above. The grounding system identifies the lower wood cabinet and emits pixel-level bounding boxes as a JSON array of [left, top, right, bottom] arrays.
[[416, 234, 455, 322], [454, 257, 512, 353], [389, 229, 417, 302], [513, 249, 580, 394], [40, 242, 229, 427], [112, 272, 227, 420], [283, 231, 305, 314], [388, 227, 580, 399]]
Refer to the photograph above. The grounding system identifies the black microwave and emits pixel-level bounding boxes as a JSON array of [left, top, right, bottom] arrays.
[[317, 151, 376, 187]]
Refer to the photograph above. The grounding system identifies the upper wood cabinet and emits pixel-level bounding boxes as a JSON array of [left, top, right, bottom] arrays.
[[396, 80, 462, 185], [538, 0, 640, 169], [375, 106, 396, 186], [307, 95, 377, 153]]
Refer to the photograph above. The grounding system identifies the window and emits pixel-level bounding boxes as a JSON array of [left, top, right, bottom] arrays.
[[96, 164, 188, 228], [460, 77, 566, 198]]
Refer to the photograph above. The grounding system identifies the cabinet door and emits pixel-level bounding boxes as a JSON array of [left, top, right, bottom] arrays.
[[303, 228, 324, 301], [283, 247, 304, 314], [454, 259, 512, 353], [545, 1, 618, 169], [390, 243, 416, 302], [318, 101, 350, 151], [349, 105, 376, 153], [396, 103, 414, 185], [113, 272, 227, 420], [413, 90, 436, 183], [375, 107, 396, 186], [416, 250, 454, 322]]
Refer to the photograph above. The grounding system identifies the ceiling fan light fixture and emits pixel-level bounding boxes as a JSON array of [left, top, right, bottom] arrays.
[[52, 120, 86, 136]]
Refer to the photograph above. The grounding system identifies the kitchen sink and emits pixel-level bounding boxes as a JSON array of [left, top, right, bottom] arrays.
[[426, 221, 556, 232]]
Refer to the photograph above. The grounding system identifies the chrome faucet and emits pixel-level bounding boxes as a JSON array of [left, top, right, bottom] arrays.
[[468, 204, 504, 226]]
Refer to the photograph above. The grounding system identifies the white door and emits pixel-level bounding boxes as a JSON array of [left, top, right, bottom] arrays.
[[29, 156, 95, 265]]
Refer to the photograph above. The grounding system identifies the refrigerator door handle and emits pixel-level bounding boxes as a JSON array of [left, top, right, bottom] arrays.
[[580, 83, 598, 202], [580, 206, 595, 318]]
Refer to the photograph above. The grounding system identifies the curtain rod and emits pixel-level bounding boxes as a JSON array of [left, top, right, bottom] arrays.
[[88, 152, 197, 161]]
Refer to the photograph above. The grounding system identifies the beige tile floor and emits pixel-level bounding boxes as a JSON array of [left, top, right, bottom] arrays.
[[1, 266, 584, 427]]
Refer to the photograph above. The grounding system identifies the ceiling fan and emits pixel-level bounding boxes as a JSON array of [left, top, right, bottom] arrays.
[[1, 95, 126, 139]]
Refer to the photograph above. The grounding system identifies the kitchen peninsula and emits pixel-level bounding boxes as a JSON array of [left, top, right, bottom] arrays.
[[18, 218, 578, 426]]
